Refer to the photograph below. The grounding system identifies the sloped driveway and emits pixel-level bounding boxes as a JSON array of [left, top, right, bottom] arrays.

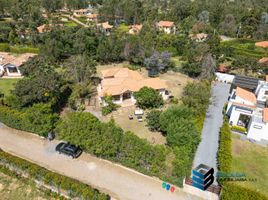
[[0, 125, 202, 200], [193, 82, 230, 183]]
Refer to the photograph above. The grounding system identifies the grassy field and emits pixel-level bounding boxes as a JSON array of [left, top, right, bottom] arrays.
[[0, 78, 19, 96], [63, 21, 78, 27], [221, 39, 268, 59], [0, 172, 57, 200], [231, 134, 268, 197]]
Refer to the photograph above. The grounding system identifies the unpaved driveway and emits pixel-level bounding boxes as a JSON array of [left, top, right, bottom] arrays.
[[0, 125, 202, 200]]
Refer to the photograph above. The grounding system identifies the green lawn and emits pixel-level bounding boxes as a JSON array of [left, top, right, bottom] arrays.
[[0, 79, 19, 96], [231, 134, 268, 197], [64, 21, 78, 27], [221, 39, 268, 59]]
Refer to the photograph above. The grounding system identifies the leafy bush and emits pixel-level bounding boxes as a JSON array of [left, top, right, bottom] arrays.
[[134, 87, 164, 109], [146, 110, 162, 131], [0, 104, 58, 137], [0, 150, 109, 200], [160, 106, 200, 152], [181, 81, 211, 115], [221, 183, 267, 200], [101, 96, 120, 116], [0, 43, 10, 51], [231, 125, 247, 133]]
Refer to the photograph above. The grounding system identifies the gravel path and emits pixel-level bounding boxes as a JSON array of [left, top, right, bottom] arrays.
[[0, 125, 202, 200], [193, 82, 230, 183]]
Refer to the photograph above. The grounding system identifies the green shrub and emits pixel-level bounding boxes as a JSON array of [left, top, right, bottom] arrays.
[[0, 43, 10, 51], [221, 183, 267, 200], [101, 96, 120, 115], [0, 104, 58, 137], [0, 150, 109, 200], [146, 110, 162, 131], [134, 86, 164, 109], [231, 125, 247, 133], [218, 120, 232, 173]]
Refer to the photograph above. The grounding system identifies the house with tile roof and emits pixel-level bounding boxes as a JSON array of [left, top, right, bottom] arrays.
[[129, 24, 143, 34], [255, 41, 268, 48], [0, 52, 36, 77], [97, 67, 168, 106], [189, 33, 208, 42], [98, 22, 113, 35], [226, 78, 268, 142], [156, 21, 176, 34]]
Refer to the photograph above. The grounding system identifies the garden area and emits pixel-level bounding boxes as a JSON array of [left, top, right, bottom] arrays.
[[231, 134, 268, 197], [220, 39, 268, 59], [0, 79, 19, 97]]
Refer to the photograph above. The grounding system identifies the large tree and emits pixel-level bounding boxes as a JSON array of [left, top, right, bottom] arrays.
[[134, 87, 163, 109]]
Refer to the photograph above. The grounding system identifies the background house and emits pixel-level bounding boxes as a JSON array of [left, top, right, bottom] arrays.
[[97, 68, 168, 106], [226, 77, 268, 142], [0, 52, 36, 77], [98, 22, 113, 35], [129, 24, 143, 34], [156, 21, 176, 34]]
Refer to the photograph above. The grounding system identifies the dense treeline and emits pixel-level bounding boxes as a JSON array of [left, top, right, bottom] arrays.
[[0, 150, 109, 200]]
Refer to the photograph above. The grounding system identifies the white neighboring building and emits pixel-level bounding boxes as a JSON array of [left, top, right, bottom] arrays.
[[215, 72, 234, 84], [0, 52, 36, 77], [226, 80, 268, 142]]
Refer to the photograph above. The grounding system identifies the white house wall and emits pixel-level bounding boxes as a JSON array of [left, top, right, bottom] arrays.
[[247, 121, 268, 141]]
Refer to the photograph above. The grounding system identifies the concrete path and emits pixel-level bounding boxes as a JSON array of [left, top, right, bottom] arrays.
[[0, 125, 202, 200], [62, 14, 89, 27], [193, 82, 230, 183]]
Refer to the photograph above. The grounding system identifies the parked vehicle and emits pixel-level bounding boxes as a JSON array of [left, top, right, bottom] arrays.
[[55, 142, 83, 158]]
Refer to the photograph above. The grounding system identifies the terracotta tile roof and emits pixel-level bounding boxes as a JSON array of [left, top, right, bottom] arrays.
[[74, 9, 89, 13], [99, 68, 167, 96], [158, 21, 174, 27], [88, 13, 98, 19], [101, 22, 113, 29], [255, 41, 268, 48], [101, 67, 143, 80], [263, 108, 268, 123], [218, 64, 228, 73], [129, 24, 143, 34], [266, 75, 268, 82], [190, 33, 208, 40], [236, 87, 257, 104], [259, 57, 268, 64], [37, 24, 64, 33], [0, 52, 36, 67]]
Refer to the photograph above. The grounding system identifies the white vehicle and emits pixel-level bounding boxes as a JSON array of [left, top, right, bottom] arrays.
[[134, 109, 144, 116]]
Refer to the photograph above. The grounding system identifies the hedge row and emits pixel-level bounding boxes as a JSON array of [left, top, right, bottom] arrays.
[[55, 112, 188, 186], [0, 43, 39, 53], [221, 183, 267, 200], [231, 125, 247, 133], [0, 104, 58, 137], [218, 119, 267, 200], [217, 120, 232, 173], [0, 150, 109, 200]]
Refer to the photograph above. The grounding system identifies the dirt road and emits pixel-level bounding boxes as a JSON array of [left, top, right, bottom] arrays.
[[0, 125, 201, 200]]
